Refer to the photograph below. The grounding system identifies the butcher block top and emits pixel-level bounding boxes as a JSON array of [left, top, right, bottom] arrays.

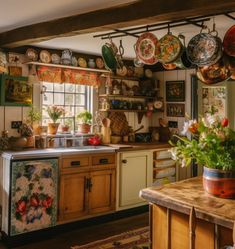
[[140, 176, 235, 229]]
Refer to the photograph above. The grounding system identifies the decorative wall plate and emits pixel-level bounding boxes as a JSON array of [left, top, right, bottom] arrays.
[[116, 66, 127, 76], [96, 57, 105, 69], [25, 48, 38, 61], [158, 34, 182, 64], [51, 53, 61, 64], [153, 100, 163, 109], [136, 32, 160, 65], [39, 50, 51, 63], [78, 57, 87, 68]]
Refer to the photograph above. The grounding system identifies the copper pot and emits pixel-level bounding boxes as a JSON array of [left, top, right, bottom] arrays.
[[196, 55, 231, 85]]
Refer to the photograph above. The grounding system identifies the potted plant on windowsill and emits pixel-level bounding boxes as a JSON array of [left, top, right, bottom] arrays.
[[46, 106, 65, 135], [26, 106, 42, 135], [170, 113, 235, 199], [77, 110, 92, 134]]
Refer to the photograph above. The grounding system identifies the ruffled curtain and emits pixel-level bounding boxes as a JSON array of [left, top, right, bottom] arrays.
[[36, 66, 104, 87]]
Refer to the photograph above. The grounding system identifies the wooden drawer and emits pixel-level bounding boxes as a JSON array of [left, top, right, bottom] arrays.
[[91, 154, 115, 166], [153, 166, 176, 179], [154, 149, 171, 160], [154, 159, 175, 168], [62, 156, 89, 169]]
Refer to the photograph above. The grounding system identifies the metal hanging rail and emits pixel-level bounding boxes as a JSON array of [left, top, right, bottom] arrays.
[[93, 11, 235, 40]]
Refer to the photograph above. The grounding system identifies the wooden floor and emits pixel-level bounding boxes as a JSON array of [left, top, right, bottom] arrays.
[[0, 212, 149, 249]]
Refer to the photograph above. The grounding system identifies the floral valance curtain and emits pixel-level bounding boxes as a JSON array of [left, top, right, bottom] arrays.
[[36, 66, 103, 87]]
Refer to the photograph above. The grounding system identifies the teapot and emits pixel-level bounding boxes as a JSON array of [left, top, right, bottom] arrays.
[[61, 49, 72, 65]]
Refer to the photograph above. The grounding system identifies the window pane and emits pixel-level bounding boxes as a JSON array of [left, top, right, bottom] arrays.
[[65, 106, 75, 117], [65, 83, 75, 93], [54, 83, 64, 92], [75, 94, 85, 105], [43, 82, 53, 91], [42, 107, 49, 118], [76, 85, 85, 93], [65, 93, 75, 105], [43, 93, 53, 105], [75, 106, 85, 114], [54, 93, 64, 105]]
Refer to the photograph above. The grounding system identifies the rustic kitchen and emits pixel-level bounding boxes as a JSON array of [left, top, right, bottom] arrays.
[[0, 1, 235, 249]]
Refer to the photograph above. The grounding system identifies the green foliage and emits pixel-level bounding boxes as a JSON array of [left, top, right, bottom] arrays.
[[77, 110, 92, 124], [27, 106, 42, 124]]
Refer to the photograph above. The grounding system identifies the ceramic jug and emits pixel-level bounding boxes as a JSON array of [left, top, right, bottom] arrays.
[[61, 49, 72, 65]]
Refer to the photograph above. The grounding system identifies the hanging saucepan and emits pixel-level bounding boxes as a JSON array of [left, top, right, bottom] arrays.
[[187, 26, 221, 66], [135, 32, 161, 65], [223, 25, 235, 57], [158, 32, 183, 64], [173, 34, 192, 69], [196, 54, 231, 85], [102, 44, 117, 70]]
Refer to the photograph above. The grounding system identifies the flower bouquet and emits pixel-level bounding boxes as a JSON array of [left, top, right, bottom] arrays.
[[46, 105, 65, 134]]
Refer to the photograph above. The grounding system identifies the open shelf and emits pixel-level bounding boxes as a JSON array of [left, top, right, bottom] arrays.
[[25, 61, 110, 74], [98, 94, 158, 99]]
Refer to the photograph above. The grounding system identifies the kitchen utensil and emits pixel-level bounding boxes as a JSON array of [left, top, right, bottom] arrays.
[[102, 117, 111, 127], [133, 125, 144, 133], [61, 49, 72, 65], [135, 32, 160, 65], [96, 57, 105, 69], [196, 55, 231, 84], [51, 53, 61, 64], [78, 57, 87, 68], [111, 135, 122, 144], [101, 127, 111, 144], [158, 33, 183, 64], [135, 132, 152, 143], [223, 24, 235, 57], [187, 27, 221, 66], [102, 44, 117, 70]]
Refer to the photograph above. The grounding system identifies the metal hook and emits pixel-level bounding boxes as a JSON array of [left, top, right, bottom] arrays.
[[167, 24, 171, 34], [146, 25, 149, 32]]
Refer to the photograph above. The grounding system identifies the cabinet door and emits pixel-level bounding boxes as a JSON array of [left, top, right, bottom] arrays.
[[119, 151, 152, 208], [59, 172, 89, 221], [88, 169, 116, 214]]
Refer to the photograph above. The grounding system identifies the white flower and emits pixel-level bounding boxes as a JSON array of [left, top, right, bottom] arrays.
[[202, 114, 221, 128], [181, 119, 197, 136], [169, 148, 178, 161]]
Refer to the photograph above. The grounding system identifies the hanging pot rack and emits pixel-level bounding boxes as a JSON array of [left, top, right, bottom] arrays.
[[94, 12, 235, 40]]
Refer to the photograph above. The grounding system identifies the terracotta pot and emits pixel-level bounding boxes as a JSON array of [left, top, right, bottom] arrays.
[[203, 166, 235, 199], [48, 123, 60, 135], [78, 123, 91, 134], [26, 136, 35, 148]]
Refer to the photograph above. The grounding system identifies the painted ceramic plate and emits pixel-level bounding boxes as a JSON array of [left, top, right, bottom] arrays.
[[158, 34, 182, 64], [96, 57, 105, 69], [51, 53, 61, 64], [78, 57, 87, 68], [39, 50, 51, 63], [187, 33, 219, 65], [116, 66, 127, 76], [136, 32, 160, 65], [223, 25, 235, 57], [26, 48, 38, 61], [153, 100, 163, 109]]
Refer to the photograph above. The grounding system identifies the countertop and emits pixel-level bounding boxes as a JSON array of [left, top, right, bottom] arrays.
[[1, 142, 170, 160], [140, 176, 235, 229]]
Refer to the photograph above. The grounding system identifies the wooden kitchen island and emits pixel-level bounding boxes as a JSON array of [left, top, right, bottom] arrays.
[[140, 177, 235, 249]]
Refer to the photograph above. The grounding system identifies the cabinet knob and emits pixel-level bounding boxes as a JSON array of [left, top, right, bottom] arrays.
[[122, 159, 127, 164]]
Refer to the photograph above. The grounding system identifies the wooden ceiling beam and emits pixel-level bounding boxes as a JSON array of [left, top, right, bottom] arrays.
[[1, 0, 235, 48]]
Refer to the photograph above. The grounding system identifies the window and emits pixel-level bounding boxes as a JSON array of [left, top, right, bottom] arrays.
[[41, 82, 92, 130]]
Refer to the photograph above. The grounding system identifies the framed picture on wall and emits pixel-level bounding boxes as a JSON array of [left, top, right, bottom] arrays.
[[166, 103, 185, 117], [0, 74, 32, 106], [166, 80, 185, 102]]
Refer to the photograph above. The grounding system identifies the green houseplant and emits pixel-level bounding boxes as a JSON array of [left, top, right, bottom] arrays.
[[170, 113, 235, 198], [77, 110, 92, 134], [26, 106, 42, 135], [46, 105, 65, 134]]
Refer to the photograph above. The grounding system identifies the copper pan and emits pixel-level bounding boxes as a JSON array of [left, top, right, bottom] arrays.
[[196, 54, 231, 85]]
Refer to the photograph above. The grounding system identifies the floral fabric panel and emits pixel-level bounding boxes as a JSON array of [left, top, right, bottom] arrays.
[[37, 66, 62, 83], [36, 66, 101, 87], [10, 158, 58, 236]]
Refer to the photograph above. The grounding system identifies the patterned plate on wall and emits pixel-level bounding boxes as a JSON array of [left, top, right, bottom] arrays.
[[135, 32, 160, 65]]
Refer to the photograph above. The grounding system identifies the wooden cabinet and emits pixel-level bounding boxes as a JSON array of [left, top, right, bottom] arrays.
[[59, 153, 116, 222], [117, 150, 152, 210]]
